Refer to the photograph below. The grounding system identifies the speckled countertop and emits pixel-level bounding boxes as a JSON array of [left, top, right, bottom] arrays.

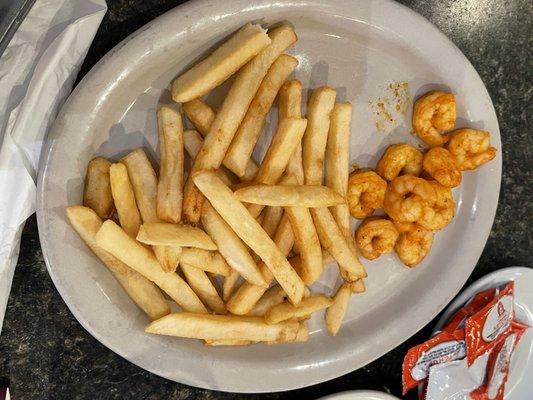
[[0, 0, 531, 399]]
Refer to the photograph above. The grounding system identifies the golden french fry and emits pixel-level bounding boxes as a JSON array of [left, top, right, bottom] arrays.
[[145, 312, 299, 342], [182, 102, 259, 182], [183, 25, 298, 224], [204, 323, 308, 345], [182, 129, 234, 185], [180, 263, 226, 314], [182, 99, 215, 136], [285, 205, 322, 284], [83, 157, 114, 219], [349, 278, 366, 293], [279, 80, 304, 183], [247, 285, 286, 317], [157, 106, 184, 223], [311, 207, 367, 280], [303, 86, 336, 185], [171, 23, 271, 102], [265, 294, 333, 324], [193, 170, 305, 305], [226, 213, 294, 315], [95, 220, 207, 313], [66, 206, 170, 320], [235, 184, 345, 207], [289, 250, 333, 276], [325, 102, 353, 238], [247, 117, 308, 218], [109, 163, 142, 238], [180, 247, 231, 277], [260, 206, 283, 238], [121, 149, 182, 272], [204, 339, 253, 346], [136, 222, 216, 250], [224, 54, 299, 176], [201, 202, 265, 286], [325, 283, 351, 336], [222, 269, 241, 301]]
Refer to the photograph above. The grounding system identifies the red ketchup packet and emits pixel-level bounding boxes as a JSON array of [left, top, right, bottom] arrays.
[[465, 282, 515, 365], [402, 329, 466, 394], [442, 288, 496, 333], [470, 321, 528, 400]]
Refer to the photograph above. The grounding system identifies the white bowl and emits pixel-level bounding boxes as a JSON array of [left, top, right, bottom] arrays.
[[37, 0, 501, 392]]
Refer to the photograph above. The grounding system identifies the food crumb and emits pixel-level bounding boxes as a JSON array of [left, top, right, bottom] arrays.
[[370, 81, 410, 133]]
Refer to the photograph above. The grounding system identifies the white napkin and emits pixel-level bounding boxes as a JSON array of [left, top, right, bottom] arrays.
[[0, 0, 107, 332]]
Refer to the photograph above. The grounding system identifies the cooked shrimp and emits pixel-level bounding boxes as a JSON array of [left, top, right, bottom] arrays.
[[412, 91, 456, 147], [347, 170, 387, 219], [376, 143, 423, 181], [446, 129, 497, 171], [355, 217, 399, 260], [418, 181, 455, 230], [383, 175, 436, 222], [395, 224, 433, 267], [422, 147, 462, 187]]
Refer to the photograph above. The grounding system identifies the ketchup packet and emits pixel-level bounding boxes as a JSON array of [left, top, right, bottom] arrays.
[[442, 288, 496, 333], [465, 282, 515, 365], [402, 329, 466, 394], [470, 321, 528, 400]]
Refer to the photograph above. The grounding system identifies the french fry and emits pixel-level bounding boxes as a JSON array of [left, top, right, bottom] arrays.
[[136, 222, 216, 250], [171, 23, 271, 102], [204, 323, 308, 345], [95, 220, 207, 313], [156, 106, 184, 223], [180, 247, 231, 276], [145, 312, 299, 342], [247, 285, 286, 317], [235, 184, 345, 207], [180, 263, 226, 314], [224, 54, 299, 176], [325, 283, 351, 336], [265, 294, 333, 324], [83, 157, 114, 219], [66, 206, 170, 320], [311, 207, 367, 280], [285, 205, 322, 284], [183, 25, 298, 224], [109, 163, 142, 238], [349, 278, 366, 293], [222, 269, 241, 301], [182, 102, 259, 182], [121, 149, 182, 272], [201, 202, 265, 286], [226, 213, 294, 315], [193, 170, 305, 305], [260, 206, 283, 238], [182, 99, 214, 136], [289, 250, 334, 276], [247, 117, 308, 218], [182, 129, 234, 185], [279, 80, 304, 183], [303, 86, 336, 185], [204, 339, 253, 346]]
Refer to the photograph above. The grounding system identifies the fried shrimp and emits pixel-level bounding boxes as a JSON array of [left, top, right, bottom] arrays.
[[394, 224, 433, 267], [376, 143, 423, 181], [383, 175, 436, 222], [418, 181, 455, 230], [355, 217, 399, 260], [412, 91, 456, 147], [347, 170, 387, 219], [446, 129, 497, 171], [422, 147, 462, 188]]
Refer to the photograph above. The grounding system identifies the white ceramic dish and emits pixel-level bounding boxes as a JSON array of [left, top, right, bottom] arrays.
[[36, 0, 501, 392], [319, 390, 401, 400], [430, 267, 533, 400]]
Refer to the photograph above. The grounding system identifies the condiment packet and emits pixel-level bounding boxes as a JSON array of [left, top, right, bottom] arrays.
[[465, 282, 514, 365], [402, 329, 466, 394], [470, 321, 528, 400], [441, 288, 496, 334]]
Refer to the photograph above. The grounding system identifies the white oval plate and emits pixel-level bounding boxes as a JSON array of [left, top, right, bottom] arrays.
[[36, 0, 501, 393], [431, 267, 533, 400]]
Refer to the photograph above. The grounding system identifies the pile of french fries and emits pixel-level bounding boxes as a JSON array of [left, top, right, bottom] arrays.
[[67, 22, 368, 346]]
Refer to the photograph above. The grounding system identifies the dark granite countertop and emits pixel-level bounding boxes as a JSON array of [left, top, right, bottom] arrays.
[[1, 0, 531, 399]]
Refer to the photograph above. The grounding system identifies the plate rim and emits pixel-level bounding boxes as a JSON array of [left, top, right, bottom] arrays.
[[36, 0, 502, 392]]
